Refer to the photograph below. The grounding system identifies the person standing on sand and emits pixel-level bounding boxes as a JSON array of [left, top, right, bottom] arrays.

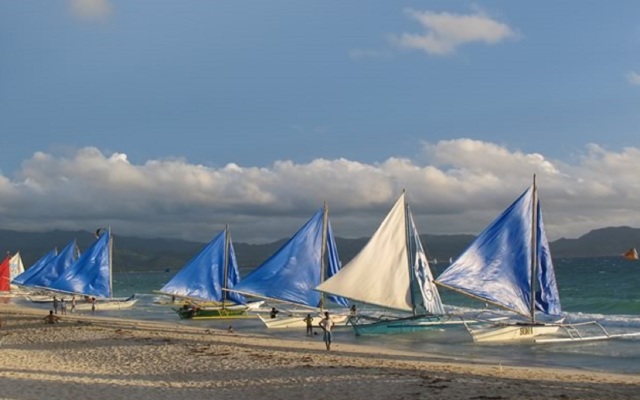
[[319, 311, 335, 350], [52, 296, 59, 314], [60, 298, 67, 315], [303, 314, 314, 336], [91, 297, 96, 313], [70, 296, 76, 313]]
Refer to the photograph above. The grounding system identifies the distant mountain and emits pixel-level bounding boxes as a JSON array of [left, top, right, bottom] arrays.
[[1, 226, 638, 273]]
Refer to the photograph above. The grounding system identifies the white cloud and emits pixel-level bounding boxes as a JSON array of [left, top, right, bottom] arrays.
[[69, 0, 112, 21], [2, 142, 640, 244], [392, 8, 516, 55], [627, 71, 640, 86]]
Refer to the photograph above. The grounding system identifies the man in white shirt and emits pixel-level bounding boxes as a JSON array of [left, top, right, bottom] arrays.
[[319, 312, 335, 350]]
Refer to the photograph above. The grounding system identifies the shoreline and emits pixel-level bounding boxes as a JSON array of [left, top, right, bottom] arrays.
[[2, 304, 639, 399]]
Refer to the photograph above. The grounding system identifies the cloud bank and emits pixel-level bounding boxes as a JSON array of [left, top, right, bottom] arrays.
[[393, 8, 516, 55], [1, 140, 640, 244]]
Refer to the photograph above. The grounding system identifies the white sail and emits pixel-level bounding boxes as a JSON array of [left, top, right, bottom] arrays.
[[316, 193, 413, 312], [9, 252, 25, 281]]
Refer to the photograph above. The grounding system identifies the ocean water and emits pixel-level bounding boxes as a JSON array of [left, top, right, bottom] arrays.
[[17, 257, 640, 375]]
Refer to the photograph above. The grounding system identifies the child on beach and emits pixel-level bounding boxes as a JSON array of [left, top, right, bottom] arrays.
[[319, 312, 335, 351]]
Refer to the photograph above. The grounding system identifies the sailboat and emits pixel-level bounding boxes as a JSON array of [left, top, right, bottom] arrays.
[[15, 241, 79, 303], [230, 203, 349, 329], [436, 177, 640, 343], [623, 247, 639, 261], [1, 252, 28, 296], [47, 229, 137, 311], [316, 192, 456, 336], [9, 252, 25, 290], [158, 226, 260, 320], [0, 253, 10, 293]]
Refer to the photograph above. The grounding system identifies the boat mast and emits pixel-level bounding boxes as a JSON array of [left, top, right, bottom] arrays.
[[402, 190, 418, 316], [108, 227, 113, 300], [529, 175, 538, 323], [319, 202, 329, 310], [222, 224, 230, 310]]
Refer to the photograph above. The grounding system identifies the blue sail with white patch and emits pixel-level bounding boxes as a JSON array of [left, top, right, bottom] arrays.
[[232, 206, 347, 308], [436, 185, 561, 318], [159, 228, 245, 304]]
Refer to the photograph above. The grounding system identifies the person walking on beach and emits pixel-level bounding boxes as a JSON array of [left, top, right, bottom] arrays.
[[70, 296, 76, 313], [52, 296, 59, 314], [60, 298, 67, 315], [303, 314, 314, 336], [319, 311, 335, 351]]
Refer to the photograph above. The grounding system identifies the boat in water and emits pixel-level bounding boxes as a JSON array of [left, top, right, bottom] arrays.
[[158, 225, 260, 320], [47, 229, 137, 311], [316, 191, 458, 336], [623, 247, 639, 261], [436, 176, 640, 343], [230, 203, 350, 329]]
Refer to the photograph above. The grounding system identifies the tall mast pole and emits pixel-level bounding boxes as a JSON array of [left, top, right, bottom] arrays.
[[402, 190, 417, 316], [108, 227, 113, 300], [529, 175, 538, 323], [222, 224, 230, 310], [319, 202, 329, 310]]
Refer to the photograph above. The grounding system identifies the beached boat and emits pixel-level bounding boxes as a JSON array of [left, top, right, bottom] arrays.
[[158, 226, 258, 320], [1, 252, 29, 296], [316, 192, 456, 336], [47, 229, 137, 311], [14, 241, 80, 304], [230, 203, 350, 329], [623, 247, 639, 261], [436, 176, 640, 343]]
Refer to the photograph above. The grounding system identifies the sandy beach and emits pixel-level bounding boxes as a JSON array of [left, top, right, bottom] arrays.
[[1, 305, 639, 400]]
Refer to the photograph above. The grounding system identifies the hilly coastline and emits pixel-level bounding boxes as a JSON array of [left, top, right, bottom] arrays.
[[1, 226, 639, 272]]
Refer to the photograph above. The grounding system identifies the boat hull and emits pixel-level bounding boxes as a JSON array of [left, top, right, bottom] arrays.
[[349, 314, 459, 336], [72, 295, 138, 311], [258, 313, 349, 329], [468, 320, 563, 342], [175, 304, 253, 320]]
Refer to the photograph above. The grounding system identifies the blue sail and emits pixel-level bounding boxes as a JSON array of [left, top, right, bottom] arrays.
[[326, 221, 349, 307], [233, 207, 345, 308], [12, 249, 57, 286], [436, 185, 561, 318], [535, 202, 562, 315], [22, 241, 78, 289], [48, 232, 111, 298], [159, 228, 245, 304]]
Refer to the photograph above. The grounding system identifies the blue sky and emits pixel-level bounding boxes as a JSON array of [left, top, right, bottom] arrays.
[[1, 1, 640, 244]]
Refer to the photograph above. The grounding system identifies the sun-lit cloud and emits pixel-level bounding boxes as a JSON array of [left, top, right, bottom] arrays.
[[627, 71, 640, 86], [392, 8, 516, 55], [68, 0, 112, 22], [2, 141, 640, 244]]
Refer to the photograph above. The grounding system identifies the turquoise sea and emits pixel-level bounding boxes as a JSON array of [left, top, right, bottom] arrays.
[[16, 256, 640, 375]]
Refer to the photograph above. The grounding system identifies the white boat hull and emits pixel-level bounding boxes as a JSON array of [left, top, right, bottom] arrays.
[[72, 297, 138, 311], [468, 322, 562, 342], [258, 313, 349, 329]]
